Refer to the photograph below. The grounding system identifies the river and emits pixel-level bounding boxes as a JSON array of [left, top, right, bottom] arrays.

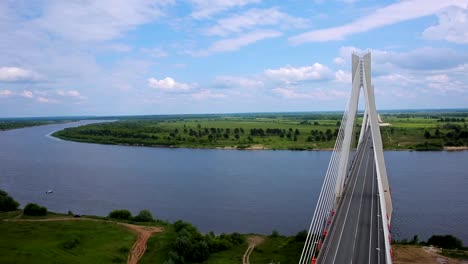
[[1, 120, 467, 244]]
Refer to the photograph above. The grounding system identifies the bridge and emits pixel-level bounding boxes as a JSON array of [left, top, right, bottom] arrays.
[[299, 52, 393, 264]]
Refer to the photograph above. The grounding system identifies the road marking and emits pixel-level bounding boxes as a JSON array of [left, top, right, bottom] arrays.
[[350, 145, 371, 264], [330, 136, 370, 263], [320, 134, 370, 262], [368, 152, 376, 264]]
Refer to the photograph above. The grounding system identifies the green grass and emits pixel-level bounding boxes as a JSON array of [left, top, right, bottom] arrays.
[[139, 225, 176, 264], [0, 220, 136, 264], [202, 240, 247, 264], [52, 112, 468, 151], [440, 249, 468, 260], [0, 210, 22, 220], [249, 236, 304, 264]]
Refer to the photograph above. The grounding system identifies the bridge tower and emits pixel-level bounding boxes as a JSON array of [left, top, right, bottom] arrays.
[[299, 52, 393, 264], [334, 53, 393, 221]]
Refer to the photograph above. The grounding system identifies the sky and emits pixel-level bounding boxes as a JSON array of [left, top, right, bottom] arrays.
[[0, 0, 467, 117]]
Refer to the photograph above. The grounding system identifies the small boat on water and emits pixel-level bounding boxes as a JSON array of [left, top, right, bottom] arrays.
[[46, 189, 53, 194]]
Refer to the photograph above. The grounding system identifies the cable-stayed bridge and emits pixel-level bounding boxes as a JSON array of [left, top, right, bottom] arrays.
[[300, 52, 393, 264]]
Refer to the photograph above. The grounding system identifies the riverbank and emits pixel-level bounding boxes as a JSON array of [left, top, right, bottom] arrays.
[[50, 112, 468, 151], [52, 132, 468, 152], [0, 120, 72, 131], [2, 211, 466, 264]]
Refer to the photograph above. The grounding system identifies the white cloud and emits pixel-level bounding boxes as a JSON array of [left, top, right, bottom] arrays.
[[141, 47, 169, 58], [338, 46, 468, 71], [0, 67, 41, 82], [423, 6, 468, 44], [264, 63, 332, 83], [189, 0, 261, 19], [192, 89, 226, 99], [290, 0, 468, 44], [0, 89, 13, 97], [335, 70, 351, 83], [426, 74, 449, 82], [273, 87, 347, 100], [148, 77, 194, 91], [107, 43, 133, 52], [21, 90, 34, 98], [204, 7, 307, 36], [333, 57, 345, 66], [35, 0, 174, 42], [214, 76, 264, 89], [37, 97, 59, 103], [57, 89, 87, 100], [190, 30, 281, 56]]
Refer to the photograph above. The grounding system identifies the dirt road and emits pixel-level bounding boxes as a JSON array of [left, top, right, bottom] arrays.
[[242, 236, 265, 264]]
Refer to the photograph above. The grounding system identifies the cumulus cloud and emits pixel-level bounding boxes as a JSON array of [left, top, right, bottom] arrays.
[[192, 89, 226, 99], [335, 70, 351, 83], [423, 6, 468, 44], [189, 0, 260, 19], [290, 0, 468, 44], [204, 7, 308, 36], [190, 30, 282, 56], [264, 63, 332, 83], [148, 77, 194, 91], [0, 67, 41, 82], [333, 57, 345, 66]]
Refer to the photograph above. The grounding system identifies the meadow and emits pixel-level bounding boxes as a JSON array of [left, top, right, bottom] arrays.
[[52, 111, 468, 151], [0, 218, 135, 263]]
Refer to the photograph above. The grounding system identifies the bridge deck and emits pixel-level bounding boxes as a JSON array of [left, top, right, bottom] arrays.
[[318, 134, 386, 264]]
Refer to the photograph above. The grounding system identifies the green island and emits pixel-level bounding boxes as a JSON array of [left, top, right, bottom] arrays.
[[0, 119, 73, 131], [52, 111, 468, 151], [1, 190, 467, 263]]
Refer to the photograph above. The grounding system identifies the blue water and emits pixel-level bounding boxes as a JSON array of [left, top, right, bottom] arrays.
[[0, 121, 467, 244]]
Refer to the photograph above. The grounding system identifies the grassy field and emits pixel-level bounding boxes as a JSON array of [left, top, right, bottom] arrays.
[[0, 219, 135, 264], [53, 112, 468, 151], [249, 235, 304, 263]]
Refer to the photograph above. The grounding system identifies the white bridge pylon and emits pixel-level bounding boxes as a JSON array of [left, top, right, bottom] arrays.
[[299, 52, 393, 264], [336, 53, 393, 220]]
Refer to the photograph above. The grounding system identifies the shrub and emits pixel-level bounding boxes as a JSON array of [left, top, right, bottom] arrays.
[[23, 203, 47, 216], [295, 230, 308, 242], [108, 209, 132, 220], [0, 189, 20, 212], [133, 210, 153, 222], [428, 235, 463, 249], [61, 236, 80, 249], [270, 229, 280, 238]]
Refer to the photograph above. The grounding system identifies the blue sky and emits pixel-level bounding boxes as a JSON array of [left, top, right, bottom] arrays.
[[0, 0, 467, 117]]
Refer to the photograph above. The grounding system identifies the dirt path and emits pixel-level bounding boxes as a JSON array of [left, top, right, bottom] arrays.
[[393, 245, 467, 264], [242, 236, 265, 264], [4, 217, 163, 264]]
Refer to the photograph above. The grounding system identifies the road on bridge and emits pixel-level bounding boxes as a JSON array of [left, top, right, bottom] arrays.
[[318, 133, 387, 264]]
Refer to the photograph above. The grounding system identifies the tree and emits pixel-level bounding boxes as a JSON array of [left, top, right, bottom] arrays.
[[0, 189, 19, 212], [427, 235, 463, 249], [108, 209, 132, 220], [424, 131, 431, 138], [133, 210, 153, 222], [23, 203, 47, 216]]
